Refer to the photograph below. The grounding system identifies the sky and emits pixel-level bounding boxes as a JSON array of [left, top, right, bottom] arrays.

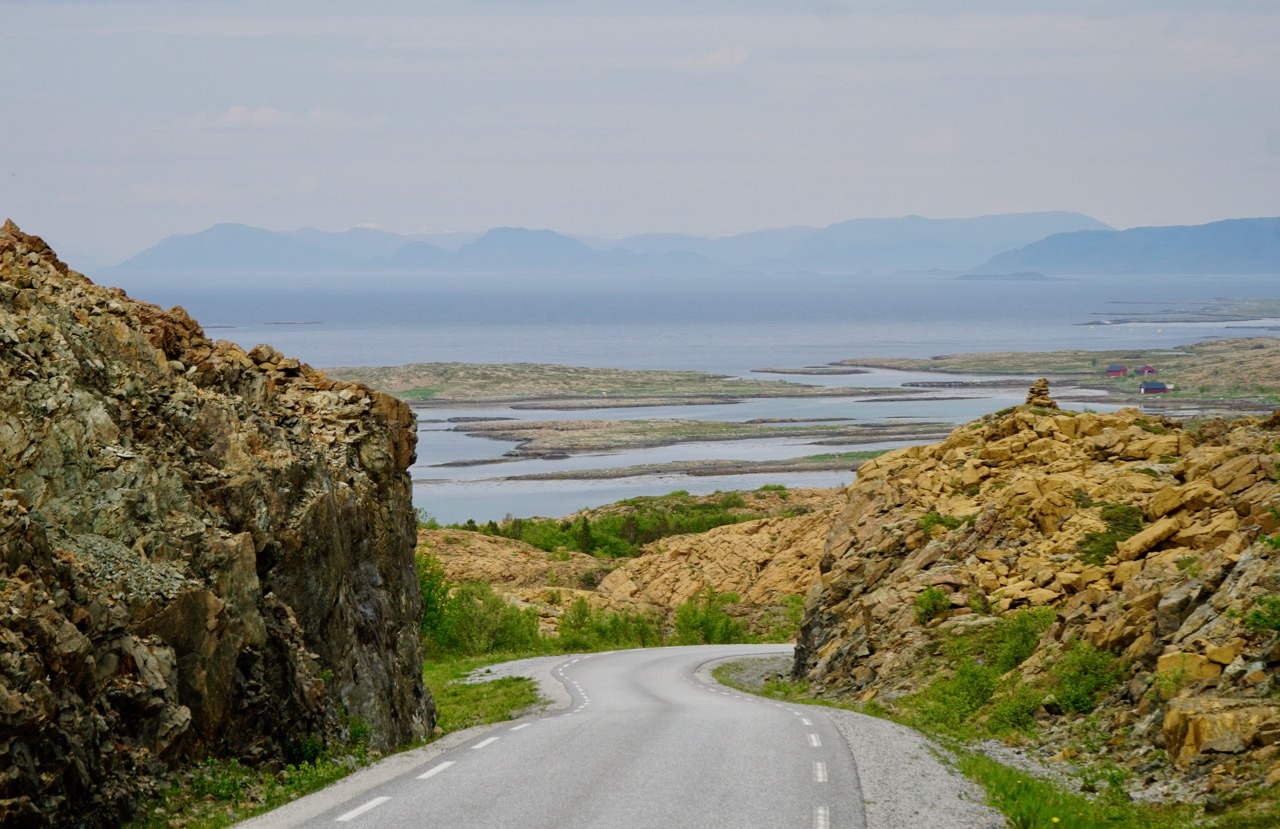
[[2, 0, 1279, 266]]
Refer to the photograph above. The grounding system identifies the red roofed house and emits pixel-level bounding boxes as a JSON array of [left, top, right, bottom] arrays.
[[1136, 365, 1158, 376], [1105, 364, 1128, 377]]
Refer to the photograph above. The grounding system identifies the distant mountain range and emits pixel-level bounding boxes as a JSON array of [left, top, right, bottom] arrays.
[[976, 217, 1280, 275], [111, 212, 1108, 274], [108, 213, 1280, 276]]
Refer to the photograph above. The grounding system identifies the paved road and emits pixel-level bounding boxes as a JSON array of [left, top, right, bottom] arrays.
[[246, 644, 867, 828]]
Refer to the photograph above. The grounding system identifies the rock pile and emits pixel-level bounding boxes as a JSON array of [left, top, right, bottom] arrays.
[[1025, 377, 1058, 409], [795, 383, 1280, 801], [0, 222, 434, 827]]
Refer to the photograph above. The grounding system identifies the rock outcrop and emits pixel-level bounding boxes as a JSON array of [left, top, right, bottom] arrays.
[[422, 490, 840, 634], [0, 222, 434, 827], [795, 382, 1280, 798]]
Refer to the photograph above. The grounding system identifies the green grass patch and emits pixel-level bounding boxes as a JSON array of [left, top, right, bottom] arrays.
[[1076, 503, 1144, 565], [423, 656, 545, 734], [917, 511, 977, 534]]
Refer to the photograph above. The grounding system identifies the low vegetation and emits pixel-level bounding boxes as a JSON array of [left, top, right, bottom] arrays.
[[447, 490, 774, 557], [1076, 503, 1144, 565], [716, 630, 1279, 829]]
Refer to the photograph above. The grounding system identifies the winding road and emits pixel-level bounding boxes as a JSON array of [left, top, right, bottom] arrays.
[[240, 645, 999, 829]]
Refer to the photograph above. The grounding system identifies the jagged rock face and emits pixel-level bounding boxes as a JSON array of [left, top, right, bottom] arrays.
[[795, 399, 1280, 791], [0, 222, 434, 827]]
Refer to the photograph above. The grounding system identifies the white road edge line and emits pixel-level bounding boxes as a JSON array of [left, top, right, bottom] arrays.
[[473, 737, 500, 750], [416, 761, 455, 780], [335, 796, 390, 822], [813, 761, 828, 783], [814, 804, 831, 829], [808, 733, 822, 748], [510, 723, 531, 731]]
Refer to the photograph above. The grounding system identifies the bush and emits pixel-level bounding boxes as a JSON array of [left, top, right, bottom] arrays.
[[909, 659, 997, 731], [1245, 594, 1280, 632], [915, 586, 952, 625], [556, 597, 662, 651], [1076, 504, 1144, 565], [1050, 641, 1124, 714], [985, 684, 1046, 735], [673, 589, 752, 645], [992, 608, 1056, 673], [417, 551, 451, 638]]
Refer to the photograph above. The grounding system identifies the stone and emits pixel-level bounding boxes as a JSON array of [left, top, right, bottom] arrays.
[[1157, 651, 1222, 682], [1164, 698, 1280, 766], [1116, 516, 1181, 561], [0, 223, 434, 827], [1024, 378, 1059, 409]]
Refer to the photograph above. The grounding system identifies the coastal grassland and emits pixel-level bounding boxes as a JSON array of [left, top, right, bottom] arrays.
[[449, 418, 949, 459], [322, 361, 880, 402], [837, 335, 1280, 401], [505, 448, 889, 480]]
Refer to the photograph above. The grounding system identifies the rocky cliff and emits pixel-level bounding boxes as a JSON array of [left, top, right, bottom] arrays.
[[795, 382, 1280, 796], [0, 222, 433, 827]]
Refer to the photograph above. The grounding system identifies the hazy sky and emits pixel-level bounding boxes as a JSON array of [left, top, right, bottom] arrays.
[[3, 0, 1279, 265]]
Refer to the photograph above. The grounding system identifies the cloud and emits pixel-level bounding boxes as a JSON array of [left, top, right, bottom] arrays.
[[193, 105, 383, 131], [695, 44, 750, 68]]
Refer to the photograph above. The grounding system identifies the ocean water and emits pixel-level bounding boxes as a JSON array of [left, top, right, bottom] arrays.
[[109, 268, 1280, 522]]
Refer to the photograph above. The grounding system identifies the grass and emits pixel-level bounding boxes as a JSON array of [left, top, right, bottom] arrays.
[[713, 661, 1277, 829], [1076, 503, 1144, 565], [125, 736, 374, 829], [423, 656, 546, 733]]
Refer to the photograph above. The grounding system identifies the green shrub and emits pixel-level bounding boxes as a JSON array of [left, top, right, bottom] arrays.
[[417, 551, 451, 638], [1245, 594, 1280, 632], [985, 684, 1046, 735], [673, 588, 752, 645], [556, 597, 662, 651], [992, 607, 1056, 673], [1050, 641, 1124, 714], [915, 586, 952, 625], [917, 512, 973, 533], [908, 659, 997, 731], [1076, 503, 1144, 565]]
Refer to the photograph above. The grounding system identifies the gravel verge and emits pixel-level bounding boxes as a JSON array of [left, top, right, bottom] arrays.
[[712, 655, 1004, 829]]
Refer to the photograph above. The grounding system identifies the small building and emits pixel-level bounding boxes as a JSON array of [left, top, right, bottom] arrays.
[[1136, 365, 1158, 376], [1139, 381, 1171, 394], [1105, 364, 1128, 377]]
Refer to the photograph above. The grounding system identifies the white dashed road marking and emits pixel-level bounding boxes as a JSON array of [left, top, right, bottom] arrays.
[[510, 723, 531, 731], [801, 718, 812, 726], [813, 761, 828, 783], [808, 733, 822, 748], [814, 805, 831, 829], [335, 797, 390, 822], [473, 737, 499, 750], [416, 761, 454, 780]]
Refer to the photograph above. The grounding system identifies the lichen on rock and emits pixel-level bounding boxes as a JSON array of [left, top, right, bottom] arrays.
[[0, 221, 434, 827]]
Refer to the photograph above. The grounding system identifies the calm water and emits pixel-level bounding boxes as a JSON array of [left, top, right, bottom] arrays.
[[106, 267, 1280, 522]]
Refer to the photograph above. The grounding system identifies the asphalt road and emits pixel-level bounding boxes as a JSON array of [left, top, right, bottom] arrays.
[[244, 644, 868, 828]]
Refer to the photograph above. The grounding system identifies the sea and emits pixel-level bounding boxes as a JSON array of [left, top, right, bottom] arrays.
[[109, 268, 1280, 523]]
